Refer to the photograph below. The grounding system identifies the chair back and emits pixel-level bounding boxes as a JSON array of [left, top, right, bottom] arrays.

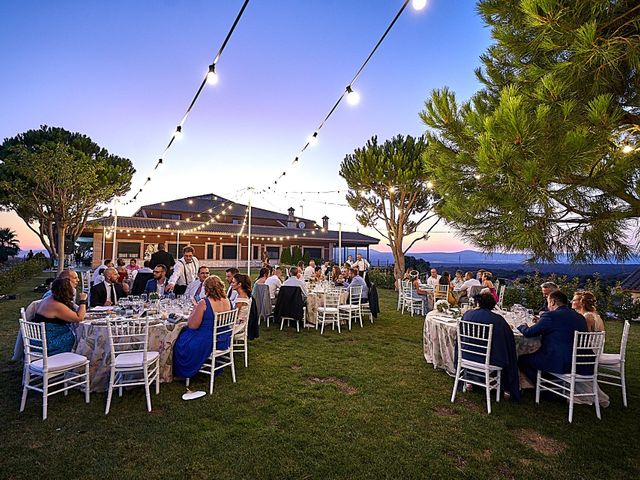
[[619, 320, 630, 363], [324, 290, 341, 309], [403, 281, 413, 298], [107, 318, 151, 364], [19, 319, 48, 367], [131, 272, 154, 296], [468, 285, 483, 298], [434, 284, 449, 300], [571, 331, 605, 375], [252, 283, 273, 317], [348, 285, 363, 306], [497, 285, 506, 308], [273, 286, 305, 321], [458, 320, 494, 366], [213, 309, 238, 349]]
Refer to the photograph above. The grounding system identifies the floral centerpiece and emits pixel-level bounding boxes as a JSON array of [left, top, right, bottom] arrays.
[[435, 299, 450, 313]]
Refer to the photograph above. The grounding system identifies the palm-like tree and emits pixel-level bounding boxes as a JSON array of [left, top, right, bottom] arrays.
[[0, 228, 20, 262]]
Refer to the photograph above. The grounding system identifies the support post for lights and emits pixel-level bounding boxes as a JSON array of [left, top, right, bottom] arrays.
[[247, 191, 253, 275], [112, 199, 119, 260], [176, 231, 180, 258], [236, 231, 240, 269], [338, 222, 342, 266], [101, 226, 107, 264]]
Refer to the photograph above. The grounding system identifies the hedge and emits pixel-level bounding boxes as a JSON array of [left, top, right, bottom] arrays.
[[0, 257, 49, 295]]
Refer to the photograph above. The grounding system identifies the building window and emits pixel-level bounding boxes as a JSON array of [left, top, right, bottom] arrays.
[[266, 246, 280, 260], [117, 242, 141, 259], [160, 213, 181, 220], [206, 244, 215, 260], [167, 243, 190, 258], [221, 245, 237, 260], [231, 218, 240, 225], [253, 245, 260, 260], [303, 247, 322, 261]]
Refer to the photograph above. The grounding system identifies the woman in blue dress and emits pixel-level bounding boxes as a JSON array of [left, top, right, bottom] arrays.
[[174, 275, 232, 379], [35, 278, 88, 355]]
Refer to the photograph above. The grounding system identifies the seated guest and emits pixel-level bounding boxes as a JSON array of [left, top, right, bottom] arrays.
[[460, 292, 520, 400], [265, 267, 283, 300], [518, 291, 590, 385], [255, 267, 270, 285], [130, 261, 154, 295], [331, 265, 345, 286], [90, 267, 127, 307], [231, 273, 252, 333], [572, 291, 605, 332], [402, 266, 413, 281], [296, 261, 305, 277], [126, 258, 140, 273], [225, 267, 239, 304], [411, 271, 431, 308], [43, 269, 79, 301], [312, 266, 323, 284], [481, 272, 499, 303], [345, 268, 368, 301], [438, 271, 457, 305], [539, 281, 559, 314], [426, 268, 440, 287], [303, 260, 316, 281], [452, 270, 465, 290], [144, 264, 169, 297], [173, 276, 232, 379], [283, 266, 308, 299], [35, 278, 88, 355], [92, 258, 113, 284], [185, 266, 210, 304]]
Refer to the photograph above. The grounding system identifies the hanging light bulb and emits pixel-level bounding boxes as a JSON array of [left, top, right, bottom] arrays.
[[206, 63, 219, 85], [346, 85, 360, 105], [474, 174, 481, 180], [622, 144, 634, 154], [412, 0, 428, 10], [174, 125, 183, 140], [308, 131, 319, 146], [426, 181, 434, 189]]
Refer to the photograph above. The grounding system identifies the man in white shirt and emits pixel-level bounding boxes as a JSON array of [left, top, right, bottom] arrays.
[[225, 267, 239, 305], [92, 259, 113, 285], [184, 266, 210, 304], [426, 268, 441, 287], [353, 254, 370, 273], [166, 246, 199, 295], [303, 260, 316, 281], [457, 271, 482, 303], [282, 266, 308, 299], [265, 267, 283, 300]]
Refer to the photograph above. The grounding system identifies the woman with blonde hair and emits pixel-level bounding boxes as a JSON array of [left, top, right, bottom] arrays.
[[571, 291, 605, 332], [174, 275, 232, 378]]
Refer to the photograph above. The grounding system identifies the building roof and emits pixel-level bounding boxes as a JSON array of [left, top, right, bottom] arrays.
[[136, 193, 317, 225], [88, 216, 379, 246], [621, 267, 640, 292]]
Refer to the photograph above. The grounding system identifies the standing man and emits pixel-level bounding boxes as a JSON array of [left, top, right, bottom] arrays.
[[144, 264, 169, 296], [303, 259, 316, 281], [149, 243, 175, 272], [185, 265, 210, 304], [90, 267, 127, 307], [166, 246, 199, 295], [225, 267, 240, 304], [354, 253, 370, 275], [426, 268, 440, 287], [539, 281, 559, 314], [92, 258, 113, 285]]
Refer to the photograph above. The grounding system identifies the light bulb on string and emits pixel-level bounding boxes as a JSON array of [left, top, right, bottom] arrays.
[[346, 85, 360, 105], [206, 64, 219, 85], [412, 0, 428, 10], [174, 126, 183, 140], [307, 132, 319, 146], [622, 145, 634, 154]]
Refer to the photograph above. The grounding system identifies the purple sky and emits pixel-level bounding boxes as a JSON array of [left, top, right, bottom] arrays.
[[0, 0, 492, 253]]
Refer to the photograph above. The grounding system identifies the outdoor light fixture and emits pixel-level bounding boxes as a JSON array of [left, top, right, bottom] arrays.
[[206, 64, 219, 85], [308, 131, 319, 146], [346, 85, 360, 105], [174, 125, 183, 140], [474, 174, 481, 180], [412, 0, 428, 10], [622, 145, 634, 154], [426, 181, 434, 189]]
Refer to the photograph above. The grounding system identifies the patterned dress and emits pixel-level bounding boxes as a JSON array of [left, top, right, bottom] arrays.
[[34, 312, 75, 356]]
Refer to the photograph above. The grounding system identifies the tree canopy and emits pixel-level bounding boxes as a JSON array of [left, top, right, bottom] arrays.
[[0, 126, 135, 270], [340, 134, 439, 280], [420, 0, 640, 262], [0, 228, 20, 262]]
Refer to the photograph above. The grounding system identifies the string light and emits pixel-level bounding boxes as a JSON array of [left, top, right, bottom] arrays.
[[346, 85, 360, 105], [174, 125, 183, 140], [412, 0, 428, 10], [206, 64, 219, 85], [622, 145, 634, 154]]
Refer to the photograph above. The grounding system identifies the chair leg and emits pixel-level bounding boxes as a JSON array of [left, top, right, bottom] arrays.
[[231, 354, 237, 383], [280, 318, 285, 331], [155, 362, 160, 394], [621, 363, 628, 407], [105, 369, 115, 415], [244, 339, 248, 368], [320, 319, 325, 335], [568, 378, 575, 423], [42, 374, 48, 421], [451, 367, 461, 403], [485, 371, 492, 414], [496, 371, 501, 402], [144, 367, 152, 412], [185, 377, 190, 387], [20, 368, 29, 413], [593, 378, 601, 420], [336, 317, 341, 334], [209, 361, 215, 395], [85, 364, 91, 404], [535, 371, 541, 404]]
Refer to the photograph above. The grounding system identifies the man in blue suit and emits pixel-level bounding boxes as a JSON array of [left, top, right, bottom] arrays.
[[518, 290, 589, 384], [144, 264, 169, 296], [461, 292, 520, 400]]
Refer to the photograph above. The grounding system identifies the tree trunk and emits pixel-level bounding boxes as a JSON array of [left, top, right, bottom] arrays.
[[391, 243, 405, 288], [57, 224, 66, 274]]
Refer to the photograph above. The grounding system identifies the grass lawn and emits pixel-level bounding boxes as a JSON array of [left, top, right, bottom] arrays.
[[1, 272, 638, 479]]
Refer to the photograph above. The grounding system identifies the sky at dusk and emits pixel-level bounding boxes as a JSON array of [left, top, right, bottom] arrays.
[[0, 0, 492, 254]]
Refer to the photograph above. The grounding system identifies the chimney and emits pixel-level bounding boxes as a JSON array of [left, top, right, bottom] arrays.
[[287, 207, 296, 228], [322, 215, 329, 230]]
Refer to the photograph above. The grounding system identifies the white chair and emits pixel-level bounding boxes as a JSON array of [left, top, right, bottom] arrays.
[[434, 284, 449, 302], [396, 279, 405, 311], [451, 320, 502, 414], [339, 285, 363, 330], [198, 309, 238, 394], [232, 301, 251, 368], [497, 285, 506, 309], [81, 270, 92, 294], [598, 320, 630, 407], [403, 282, 424, 316], [361, 301, 373, 324], [536, 331, 606, 423], [19, 319, 90, 420], [105, 318, 159, 414], [317, 290, 341, 334]]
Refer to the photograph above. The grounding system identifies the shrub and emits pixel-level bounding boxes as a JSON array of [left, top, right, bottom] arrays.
[[0, 258, 49, 295], [367, 268, 395, 289]]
